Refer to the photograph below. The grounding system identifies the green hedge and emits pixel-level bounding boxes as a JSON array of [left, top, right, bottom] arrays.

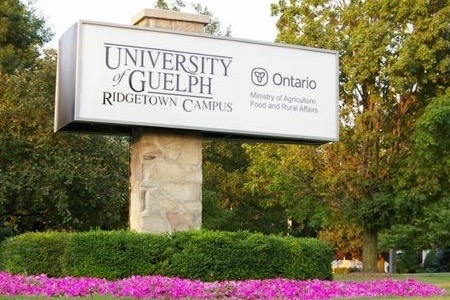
[[0, 231, 68, 277], [0, 230, 333, 281], [167, 231, 333, 281], [168, 231, 289, 280], [63, 231, 172, 279]]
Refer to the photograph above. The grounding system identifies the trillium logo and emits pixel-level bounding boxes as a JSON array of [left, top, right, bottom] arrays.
[[251, 67, 268, 86]]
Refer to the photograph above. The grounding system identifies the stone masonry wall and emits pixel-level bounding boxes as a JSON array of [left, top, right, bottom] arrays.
[[129, 129, 202, 233]]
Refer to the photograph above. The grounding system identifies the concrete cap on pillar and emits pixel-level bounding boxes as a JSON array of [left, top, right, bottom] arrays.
[[131, 8, 210, 33]]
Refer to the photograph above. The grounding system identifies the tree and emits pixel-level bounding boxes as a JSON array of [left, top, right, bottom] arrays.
[[380, 91, 450, 251], [244, 144, 330, 237], [154, 0, 231, 36], [202, 140, 247, 232], [0, 0, 51, 73], [272, 0, 450, 272], [0, 50, 130, 232], [191, 3, 231, 36], [154, 0, 185, 11], [318, 224, 363, 260], [202, 141, 289, 235], [409, 90, 450, 205], [0, 1, 130, 233]]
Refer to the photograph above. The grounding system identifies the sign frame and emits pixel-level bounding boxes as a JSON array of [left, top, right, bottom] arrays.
[[55, 20, 339, 143]]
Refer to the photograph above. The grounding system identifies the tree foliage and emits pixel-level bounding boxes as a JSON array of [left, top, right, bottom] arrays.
[[244, 144, 330, 236], [202, 141, 289, 235], [271, 0, 449, 271], [0, 0, 51, 73], [0, 50, 130, 232], [154, 0, 185, 11], [154, 0, 231, 36], [0, 1, 129, 233], [380, 91, 450, 251], [407, 90, 450, 249], [409, 90, 450, 199], [318, 224, 363, 260]]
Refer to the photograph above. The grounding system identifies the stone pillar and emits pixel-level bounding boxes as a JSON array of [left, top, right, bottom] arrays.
[[129, 9, 209, 233]]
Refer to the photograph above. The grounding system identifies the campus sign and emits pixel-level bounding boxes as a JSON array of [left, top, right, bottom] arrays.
[[55, 20, 339, 143]]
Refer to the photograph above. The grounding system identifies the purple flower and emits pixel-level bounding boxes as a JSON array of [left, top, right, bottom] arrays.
[[0, 272, 445, 299]]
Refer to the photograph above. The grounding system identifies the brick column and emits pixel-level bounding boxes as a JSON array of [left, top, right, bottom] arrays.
[[129, 9, 209, 233]]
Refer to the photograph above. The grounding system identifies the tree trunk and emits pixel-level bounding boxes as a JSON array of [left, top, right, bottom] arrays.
[[389, 249, 397, 273], [362, 228, 378, 272]]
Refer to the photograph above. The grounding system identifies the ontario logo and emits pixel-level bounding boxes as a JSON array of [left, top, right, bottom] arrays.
[[251, 67, 268, 86], [251, 66, 318, 90]]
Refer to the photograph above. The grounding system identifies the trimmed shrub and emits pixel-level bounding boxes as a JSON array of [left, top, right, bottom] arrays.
[[167, 231, 333, 281], [283, 237, 333, 280], [167, 231, 283, 280], [64, 230, 173, 279], [0, 230, 333, 281], [0, 231, 68, 277]]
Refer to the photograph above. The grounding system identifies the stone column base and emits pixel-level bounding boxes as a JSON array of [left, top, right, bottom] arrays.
[[129, 129, 202, 234]]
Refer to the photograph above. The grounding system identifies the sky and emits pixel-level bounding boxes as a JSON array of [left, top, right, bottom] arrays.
[[29, 0, 279, 49]]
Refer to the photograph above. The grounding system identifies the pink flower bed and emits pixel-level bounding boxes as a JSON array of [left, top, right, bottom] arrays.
[[0, 272, 445, 299]]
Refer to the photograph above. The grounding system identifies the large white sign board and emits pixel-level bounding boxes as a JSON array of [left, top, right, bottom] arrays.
[[55, 21, 339, 143]]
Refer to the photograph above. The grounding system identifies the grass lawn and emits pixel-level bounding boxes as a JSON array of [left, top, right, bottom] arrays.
[[399, 273, 450, 288], [334, 272, 450, 299]]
